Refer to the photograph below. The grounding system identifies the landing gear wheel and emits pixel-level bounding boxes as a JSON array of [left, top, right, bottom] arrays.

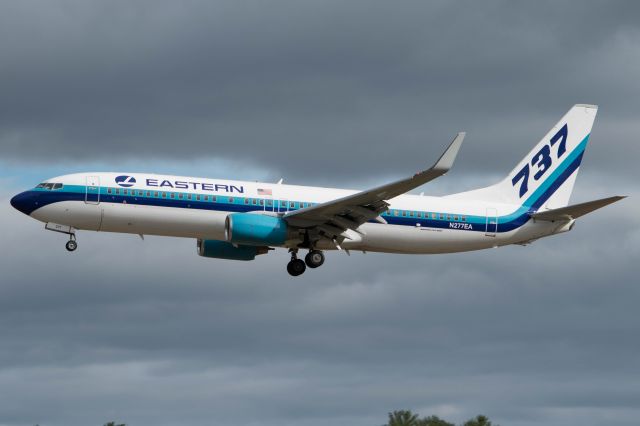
[[305, 250, 325, 268], [287, 259, 306, 276], [65, 239, 78, 252]]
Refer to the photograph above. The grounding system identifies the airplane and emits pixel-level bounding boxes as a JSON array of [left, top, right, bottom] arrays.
[[10, 104, 625, 276]]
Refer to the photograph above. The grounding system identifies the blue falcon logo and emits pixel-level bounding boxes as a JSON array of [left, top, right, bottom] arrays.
[[115, 175, 136, 188]]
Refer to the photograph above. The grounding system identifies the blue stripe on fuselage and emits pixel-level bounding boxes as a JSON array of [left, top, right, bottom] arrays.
[[16, 134, 589, 233]]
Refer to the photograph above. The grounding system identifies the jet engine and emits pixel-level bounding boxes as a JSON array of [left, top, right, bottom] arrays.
[[197, 239, 269, 261], [225, 213, 291, 246]]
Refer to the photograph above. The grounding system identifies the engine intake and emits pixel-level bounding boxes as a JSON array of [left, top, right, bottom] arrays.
[[225, 213, 289, 246], [197, 239, 268, 261]]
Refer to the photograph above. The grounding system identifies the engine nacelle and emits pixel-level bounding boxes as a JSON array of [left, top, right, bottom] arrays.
[[197, 239, 268, 261], [225, 213, 289, 246]]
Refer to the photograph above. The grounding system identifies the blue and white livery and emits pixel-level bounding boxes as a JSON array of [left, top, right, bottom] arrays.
[[10, 105, 624, 276]]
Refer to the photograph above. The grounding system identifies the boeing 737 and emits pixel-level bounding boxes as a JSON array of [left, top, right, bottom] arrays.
[[10, 104, 624, 276]]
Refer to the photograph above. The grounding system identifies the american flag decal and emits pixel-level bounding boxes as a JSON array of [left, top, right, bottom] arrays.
[[257, 188, 272, 196]]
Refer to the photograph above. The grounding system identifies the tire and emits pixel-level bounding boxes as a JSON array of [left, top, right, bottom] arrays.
[[287, 259, 306, 276], [305, 250, 325, 268], [65, 240, 78, 252]]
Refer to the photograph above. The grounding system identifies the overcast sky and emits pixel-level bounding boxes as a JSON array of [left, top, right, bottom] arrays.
[[1, 1, 639, 426]]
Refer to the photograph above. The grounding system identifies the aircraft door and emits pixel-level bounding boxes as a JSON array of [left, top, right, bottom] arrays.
[[85, 176, 101, 204], [485, 207, 498, 237]]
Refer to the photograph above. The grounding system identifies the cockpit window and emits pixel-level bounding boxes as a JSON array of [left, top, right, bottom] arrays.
[[37, 182, 63, 190]]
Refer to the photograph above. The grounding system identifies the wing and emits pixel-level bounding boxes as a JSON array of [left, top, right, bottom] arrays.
[[283, 132, 465, 243]]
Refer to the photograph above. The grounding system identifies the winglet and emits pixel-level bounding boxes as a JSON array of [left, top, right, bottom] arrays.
[[432, 132, 465, 172]]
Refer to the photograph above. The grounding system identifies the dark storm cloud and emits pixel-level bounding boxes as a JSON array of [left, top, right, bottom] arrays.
[[0, 0, 638, 183], [0, 188, 638, 426], [1, 2, 640, 426]]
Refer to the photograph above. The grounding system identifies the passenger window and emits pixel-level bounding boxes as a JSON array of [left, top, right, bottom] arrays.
[[108, 188, 112, 194], [146, 191, 151, 197], [115, 188, 120, 195], [187, 194, 192, 200], [204, 195, 209, 201], [259, 200, 264, 206], [244, 198, 249, 205], [431, 213, 437, 219], [229, 197, 234, 203], [162, 192, 167, 198], [462, 216, 467, 222], [266, 200, 273, 207], [170, 193, 175, 199], [196, 195, 201, 201], [154, 191, 159, 197], [123, 189, 128, 195], [446, 215, 451, 220], [402, 211, 407, 217], [290, 202, 295, 208], [439, 214, 444, 220], [394, 210, 399, 216], [179, 193, 184, 199], [212, 196, 217, 202]]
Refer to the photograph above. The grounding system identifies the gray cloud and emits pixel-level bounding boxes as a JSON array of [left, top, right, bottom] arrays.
[[1, 185, 639, 426], [0, 1, 639, 184], [1, 2, 639, 426]]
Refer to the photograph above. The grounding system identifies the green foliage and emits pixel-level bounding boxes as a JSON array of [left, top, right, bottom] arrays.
[[463, 415, 493, 426], [383, 410, 495, 426], [387, 410, 420, 426], [418, 415, 455, 426]]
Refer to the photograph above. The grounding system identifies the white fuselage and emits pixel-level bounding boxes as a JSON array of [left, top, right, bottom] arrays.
[[19, 172, 567, 254]]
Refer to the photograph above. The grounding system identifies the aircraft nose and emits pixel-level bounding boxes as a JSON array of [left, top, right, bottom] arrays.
[[10, 191, 35, 216]]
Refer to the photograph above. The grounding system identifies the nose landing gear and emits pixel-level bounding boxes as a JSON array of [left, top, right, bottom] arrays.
[[65, 234, 78, 252], [45, 223, 78, 252]]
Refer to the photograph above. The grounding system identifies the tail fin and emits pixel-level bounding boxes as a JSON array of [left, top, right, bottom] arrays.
[[448, 104, 598, 211]]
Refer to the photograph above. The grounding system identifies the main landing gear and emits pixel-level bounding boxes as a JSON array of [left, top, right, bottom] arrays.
[[286, 249, 325, 276], [305, 250, 325, 268], [287, 250, 306, 276]]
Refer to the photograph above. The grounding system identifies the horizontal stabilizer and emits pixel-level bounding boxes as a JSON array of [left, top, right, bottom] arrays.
[[531, 196, 626, 221]]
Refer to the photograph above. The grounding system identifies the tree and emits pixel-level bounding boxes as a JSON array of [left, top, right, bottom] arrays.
[[103, 422, 126, 426], [463, 415, 493, 426], [386, 410, 420, 426], [418, 415, 455, 426]]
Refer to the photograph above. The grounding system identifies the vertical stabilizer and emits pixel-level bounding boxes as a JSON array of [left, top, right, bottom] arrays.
[[447, 104, 598, 211]]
